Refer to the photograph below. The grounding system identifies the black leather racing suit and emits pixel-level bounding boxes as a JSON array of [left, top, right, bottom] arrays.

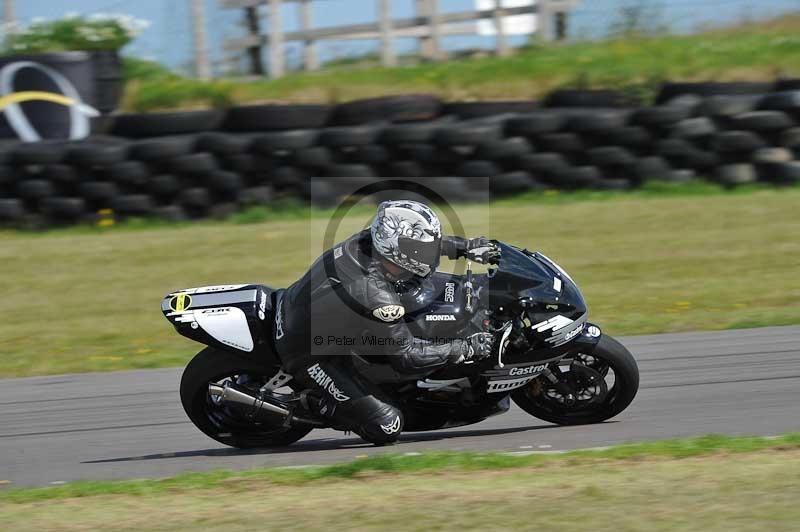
[[273, 229, 471, 443]]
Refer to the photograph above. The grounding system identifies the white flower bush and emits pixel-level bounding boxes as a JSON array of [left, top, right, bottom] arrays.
[[5, 13, 150, 53]]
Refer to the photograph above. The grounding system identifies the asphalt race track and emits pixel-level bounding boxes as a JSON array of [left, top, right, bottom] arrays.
[[1, 326, 798, 487]]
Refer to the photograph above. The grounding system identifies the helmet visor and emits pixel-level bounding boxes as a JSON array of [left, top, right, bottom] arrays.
[[398, 235, 441, 274]]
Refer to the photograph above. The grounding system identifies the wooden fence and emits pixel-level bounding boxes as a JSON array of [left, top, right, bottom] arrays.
[[219, 0, 580, 78]]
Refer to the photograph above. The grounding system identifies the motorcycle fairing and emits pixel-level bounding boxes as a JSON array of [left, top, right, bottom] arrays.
[[162, 284, 274, 354], [401, 395, 511, 432]]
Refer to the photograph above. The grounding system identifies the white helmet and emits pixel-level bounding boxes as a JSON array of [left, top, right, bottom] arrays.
[[371, 200, 442, 278]]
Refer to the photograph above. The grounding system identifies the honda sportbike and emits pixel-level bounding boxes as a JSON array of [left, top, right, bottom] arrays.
[[163, 241, 639, 447]]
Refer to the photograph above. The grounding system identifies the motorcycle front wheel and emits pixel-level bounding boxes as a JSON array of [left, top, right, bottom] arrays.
[[180, 347, 312, 448], [511, 334, 639, 425]]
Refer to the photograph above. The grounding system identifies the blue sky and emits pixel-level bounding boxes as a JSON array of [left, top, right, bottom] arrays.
[[16, 1, 799, 74]]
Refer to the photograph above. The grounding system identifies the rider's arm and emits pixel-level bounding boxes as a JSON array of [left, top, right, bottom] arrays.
[[355, 272, 467, 374], [368, 308, 495, 373], [441, 236, 500, 264], [379, 316, 467, 373], [441, 236, 468, 260]]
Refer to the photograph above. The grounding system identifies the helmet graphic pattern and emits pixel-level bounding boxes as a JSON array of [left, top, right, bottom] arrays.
[[371, 200, 442, 277]]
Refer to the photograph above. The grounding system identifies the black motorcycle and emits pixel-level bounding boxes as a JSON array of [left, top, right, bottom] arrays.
[[163, 241, 639, 448]]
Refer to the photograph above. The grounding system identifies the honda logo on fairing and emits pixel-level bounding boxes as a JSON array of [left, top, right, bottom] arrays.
[[426, 314, 456, 321], [486, 376, 536, 393]]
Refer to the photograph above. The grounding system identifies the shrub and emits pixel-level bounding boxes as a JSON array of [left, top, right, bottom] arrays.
[[126, 79, 234, 112], [122, 56, 178, 82], [4, 13, 150, 53]]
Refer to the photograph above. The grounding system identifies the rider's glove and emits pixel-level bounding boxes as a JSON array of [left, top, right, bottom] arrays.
[[453, 332, 495, 364], [464, 237, 501, 265], [467, 332, 495, 360]]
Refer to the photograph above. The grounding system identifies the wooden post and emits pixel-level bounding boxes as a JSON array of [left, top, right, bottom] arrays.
[[378, 0, 396, 67], [428, 0, 442, 60], [267, 0, 285, 78], [415, 0, 432, 59], [555, 10, 568, 41], [245, 6, 265, 76], [415, 0, 442, 61], [190, 0, 212, 79], [493, 0, 509, 57], [3, 0, 14, 32], [538, 0, 553, 42], [1, 1, 14, 42], [299, 0, 318, 71]]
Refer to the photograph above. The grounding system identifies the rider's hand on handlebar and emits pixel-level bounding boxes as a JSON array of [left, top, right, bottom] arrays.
[[462, 332, 495, 362], [465, 237, 501, 265]]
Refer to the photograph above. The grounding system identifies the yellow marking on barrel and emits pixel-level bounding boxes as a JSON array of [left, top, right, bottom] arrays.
[[0, 91, 98, 115]]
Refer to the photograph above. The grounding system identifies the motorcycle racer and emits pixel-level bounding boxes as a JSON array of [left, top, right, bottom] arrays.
[[273, 200, 500, 444]]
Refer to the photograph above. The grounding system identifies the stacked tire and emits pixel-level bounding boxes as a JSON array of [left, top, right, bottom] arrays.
[[1, 84, 799, 229]]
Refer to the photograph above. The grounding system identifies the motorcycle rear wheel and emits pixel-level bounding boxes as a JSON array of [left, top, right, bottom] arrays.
[[180, 347, 312, 448], [511, 335, 639, 425]]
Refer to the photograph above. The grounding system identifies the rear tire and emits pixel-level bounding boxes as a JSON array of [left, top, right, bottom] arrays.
[[180, 347, 312, 448], [512, 335, 639, 425]]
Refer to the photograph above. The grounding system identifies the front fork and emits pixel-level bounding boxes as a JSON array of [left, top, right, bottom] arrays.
[[539, 322, 603, 406]]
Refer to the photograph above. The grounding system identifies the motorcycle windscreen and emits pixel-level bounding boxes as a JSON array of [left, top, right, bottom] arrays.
[[398, 235, 441, 273]]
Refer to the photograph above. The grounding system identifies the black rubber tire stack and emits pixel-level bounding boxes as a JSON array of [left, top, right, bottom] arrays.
[[2, 83, 800, 228]]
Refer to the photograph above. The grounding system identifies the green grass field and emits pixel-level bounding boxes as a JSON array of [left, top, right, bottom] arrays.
[[2, 434, 799, 531], [0, 184, 798, 378], [124, 15, 800, 111]]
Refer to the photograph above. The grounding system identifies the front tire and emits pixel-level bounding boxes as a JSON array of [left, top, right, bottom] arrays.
[[512, 335, 639, 425], [180, 347, 312, 448]]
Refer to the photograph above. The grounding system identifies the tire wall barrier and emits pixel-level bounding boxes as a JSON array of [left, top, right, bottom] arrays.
[[1, 83, 800, 228]]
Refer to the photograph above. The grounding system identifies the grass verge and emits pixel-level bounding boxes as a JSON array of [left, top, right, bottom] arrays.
[[123, 15, 800, 110], [1, 434, 800, 531], [1, 183, 799, 377]]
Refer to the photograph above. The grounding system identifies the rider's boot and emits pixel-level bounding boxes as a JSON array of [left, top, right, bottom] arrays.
[[328, 395, 403, 445]]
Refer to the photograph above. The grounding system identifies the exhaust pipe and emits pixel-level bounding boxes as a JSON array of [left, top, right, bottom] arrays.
[[208, 383, 326, 427], [209, 383, 291, 419]]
